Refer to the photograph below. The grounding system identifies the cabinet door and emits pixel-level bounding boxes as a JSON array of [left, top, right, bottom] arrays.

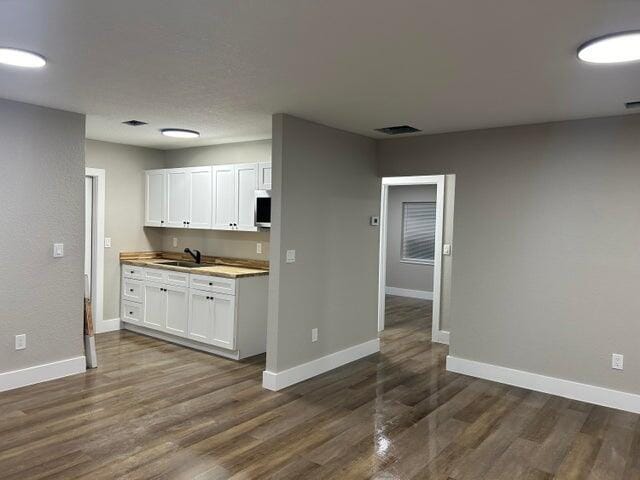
[[188, 166, 212, 229], [188, 289, 213, 343], [258, 162, 272, 190], [235, 163, 258, 232], [165, 285, 188, 337], [165, 169, 189, 228], [143, 284, 165, 331], [212, 165, 236, 230], [211, 293, 236, 350], [145, 170, 166, 227]]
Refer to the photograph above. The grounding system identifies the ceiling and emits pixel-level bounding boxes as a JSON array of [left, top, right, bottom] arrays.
[[1, 0, 639, 149]]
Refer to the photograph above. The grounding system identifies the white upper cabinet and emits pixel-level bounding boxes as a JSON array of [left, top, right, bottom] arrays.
[[188, 166, 212, 229], [145, 170, 166, 227], [258, 162, 272, 190], [212, 165, 236, 230], [165, 169, 190, 228], [235, 163, 258, 232], [145, 161, 267, 231]]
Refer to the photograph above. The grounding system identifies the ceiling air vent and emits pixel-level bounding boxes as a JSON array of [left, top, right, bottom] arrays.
[[625, 101, 640, 109], [122, 120, 148, 126], [375, 125, 422, 135]]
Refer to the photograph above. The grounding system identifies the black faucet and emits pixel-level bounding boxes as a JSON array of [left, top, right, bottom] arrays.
[[184, 248, 201, 264]]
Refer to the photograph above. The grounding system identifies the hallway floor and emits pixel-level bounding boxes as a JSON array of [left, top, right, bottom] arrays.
[[0, 296, 638, 479]]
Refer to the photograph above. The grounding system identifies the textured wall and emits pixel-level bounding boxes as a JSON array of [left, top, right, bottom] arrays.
[[0, 98, 85, 373], [378, 113, 640, 394]]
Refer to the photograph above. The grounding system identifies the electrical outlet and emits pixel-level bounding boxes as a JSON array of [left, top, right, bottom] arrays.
[[443, 244, 451, 255], [172, 237, 178, 248], [256, 242, 262, 254], [612, 353, 624, 370], [311, 328, 318, 342], [286, 250, 296, 263], [104, 237, 112, 248], [15, 334, 26, 350], [53, 243, 64, 257]]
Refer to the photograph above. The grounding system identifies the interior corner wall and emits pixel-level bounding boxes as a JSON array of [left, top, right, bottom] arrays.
[[85, 140, 166, 320], [266, 114, 379, 373], [0, 98, 85, 373], [377, 113, 640, 396]]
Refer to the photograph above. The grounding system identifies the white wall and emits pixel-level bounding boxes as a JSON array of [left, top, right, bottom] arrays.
[[378, 113, 640, 396], [0, 98, 85, 373], [266, 114, 380, 374], [85, 140, 165, 320], [386, 184, 436, 295]]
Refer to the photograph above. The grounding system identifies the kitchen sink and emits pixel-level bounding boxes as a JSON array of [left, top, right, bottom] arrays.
[[157, 261, 208, 268]]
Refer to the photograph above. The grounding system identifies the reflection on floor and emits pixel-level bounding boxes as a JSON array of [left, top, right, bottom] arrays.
[[0, 295, 638, 479]]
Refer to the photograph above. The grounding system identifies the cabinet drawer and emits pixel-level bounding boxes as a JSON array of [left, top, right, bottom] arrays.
[[121, 301, 142, 325], [143, 267, 189, 287], [122, 266, 144, 280], [190, 274, 236, 295], [144, 267, 166, 284], [122, 278, 144, 303]]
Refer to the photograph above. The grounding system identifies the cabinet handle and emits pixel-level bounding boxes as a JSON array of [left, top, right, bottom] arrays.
[[129, 311, 133, 315], [129, 289, 134, 292], [161, 220, 164, 224], [130, 270, 134, 274], [208, 282, 213, 286]]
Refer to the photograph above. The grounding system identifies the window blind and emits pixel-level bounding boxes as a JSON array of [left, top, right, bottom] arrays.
[[401, 202, 436, 262]]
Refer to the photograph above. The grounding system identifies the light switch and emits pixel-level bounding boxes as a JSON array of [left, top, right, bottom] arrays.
[[286, 250, 296, 263], [104, 237, 112, 248], [15, 334, 26, 350], [53, 243, 64, 257], [443, 244, 452, 255]]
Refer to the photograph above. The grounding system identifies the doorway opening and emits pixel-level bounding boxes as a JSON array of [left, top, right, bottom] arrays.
[[85, 168, 105, 335], [377, 175, 449, 344]]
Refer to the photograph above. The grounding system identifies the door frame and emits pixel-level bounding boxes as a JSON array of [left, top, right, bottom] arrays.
[[377, 175, 449, 344], [85, 168, 105, 333]]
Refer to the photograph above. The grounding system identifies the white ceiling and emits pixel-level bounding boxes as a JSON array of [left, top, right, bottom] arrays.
[[1, 0, 640, 149]]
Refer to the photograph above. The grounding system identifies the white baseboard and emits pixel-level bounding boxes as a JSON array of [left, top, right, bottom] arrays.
[[0, 356, 86, 393], [95, 317, 121, 334], [385, 286, 433, 300], [432, 329, 450, 345], [263, 338, 380, 391], [446, 355, 640, 414]]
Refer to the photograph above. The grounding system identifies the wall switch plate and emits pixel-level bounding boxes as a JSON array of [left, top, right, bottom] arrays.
[[286, 250, 296, 263], [612, 353, 624, 370], [15, 334, 26, 350], [53, 243, 64, 257], [172, 237, 178, 247], [443, 244, 452, 255], [311, 328, 318, 342], [370, 216, 380, 226], [104, 237, 112, 248], [256, 242, 262, 254]]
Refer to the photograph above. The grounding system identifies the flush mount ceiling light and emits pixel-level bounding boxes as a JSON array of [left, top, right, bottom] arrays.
[[577, 31, 640, 64], [160, 128, 200, 139], [0, 47, 46, 68]]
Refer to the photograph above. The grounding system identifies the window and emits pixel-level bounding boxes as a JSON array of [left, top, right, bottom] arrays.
[[401, 202, 436, 264]]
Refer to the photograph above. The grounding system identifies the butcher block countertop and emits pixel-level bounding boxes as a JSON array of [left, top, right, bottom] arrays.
[[120, 251, 269, 279]]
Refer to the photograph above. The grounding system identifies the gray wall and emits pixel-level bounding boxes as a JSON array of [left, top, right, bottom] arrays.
[[386, 185, 436, 293], [0, 98, 85, 373], [161, 140, 271, 261], [85, 140, 165, 320], [267, 114, 380, 372], [378, 113, 640, 395]]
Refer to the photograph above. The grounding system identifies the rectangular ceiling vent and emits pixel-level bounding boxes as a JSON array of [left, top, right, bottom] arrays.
[[375, 125, 422, 135], [122, 120, 148, 126], [625, 101, 640, 109]]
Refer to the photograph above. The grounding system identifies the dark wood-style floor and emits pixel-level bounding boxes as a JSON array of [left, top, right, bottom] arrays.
[[1, 296, 639, 479]]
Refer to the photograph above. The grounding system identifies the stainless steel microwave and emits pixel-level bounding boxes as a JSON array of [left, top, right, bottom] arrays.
[[255, 190, 271, 228]]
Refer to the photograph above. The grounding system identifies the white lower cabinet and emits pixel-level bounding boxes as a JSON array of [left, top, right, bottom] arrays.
[[121, 265, 266, 359]]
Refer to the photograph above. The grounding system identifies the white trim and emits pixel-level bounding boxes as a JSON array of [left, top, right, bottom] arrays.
[[262, 338, 380, 391], [85, 168, 105, 332], [378, 175, 447, 346], [0, 357, 86, 393], [446, 355, 640, 414], [95, 317, 121, 334], [385, 286, 433, 300]]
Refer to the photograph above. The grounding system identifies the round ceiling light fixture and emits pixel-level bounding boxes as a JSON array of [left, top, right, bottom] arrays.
[[0, 47, 46, 68], [160, 128, 200, 139], [578, 31, 640, 64]]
